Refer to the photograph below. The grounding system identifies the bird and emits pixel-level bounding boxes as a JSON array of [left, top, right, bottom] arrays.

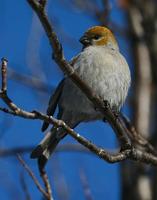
[[31, 26, 131, 167]]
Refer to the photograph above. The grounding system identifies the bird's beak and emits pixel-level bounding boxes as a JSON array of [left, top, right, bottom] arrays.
[[79, 35, 91, 46]]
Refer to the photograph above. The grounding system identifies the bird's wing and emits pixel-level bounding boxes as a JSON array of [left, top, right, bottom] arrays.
[[42, 55, 80, 132], [41, 79, 65, 132]]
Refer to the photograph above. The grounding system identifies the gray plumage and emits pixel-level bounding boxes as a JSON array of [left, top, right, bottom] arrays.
[[31, 27, 131, 167]]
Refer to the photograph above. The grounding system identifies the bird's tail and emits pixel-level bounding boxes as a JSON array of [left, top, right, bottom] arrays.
[[30, 127, 65, 167]]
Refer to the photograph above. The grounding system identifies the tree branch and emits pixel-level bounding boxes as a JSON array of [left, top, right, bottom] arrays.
[[38, 166, 53, 200], [1, 58, 7, 92], [17, 154, 52, 200]]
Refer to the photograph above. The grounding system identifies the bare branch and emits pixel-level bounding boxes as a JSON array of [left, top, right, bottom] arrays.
[[0, 106, 130, 163], [1, 107, 157, 165], [1, 58, 7, 92], [38, 166, 53, 200], [17, 154, 50, 199]]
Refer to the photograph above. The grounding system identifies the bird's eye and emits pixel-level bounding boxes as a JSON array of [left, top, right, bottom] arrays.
[[93, 35, 101, 40]]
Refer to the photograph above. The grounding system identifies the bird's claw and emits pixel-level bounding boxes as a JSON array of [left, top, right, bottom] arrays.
[[103, 100, 110, 109]]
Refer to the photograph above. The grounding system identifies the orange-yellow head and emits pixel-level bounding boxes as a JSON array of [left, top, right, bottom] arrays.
[[80, 26, 118, 49]]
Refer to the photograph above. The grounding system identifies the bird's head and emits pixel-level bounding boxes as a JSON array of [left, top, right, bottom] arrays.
[[79, 26, 118, 49]]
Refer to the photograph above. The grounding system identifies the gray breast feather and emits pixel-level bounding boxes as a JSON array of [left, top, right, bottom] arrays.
[[59, 46, 131, 121]]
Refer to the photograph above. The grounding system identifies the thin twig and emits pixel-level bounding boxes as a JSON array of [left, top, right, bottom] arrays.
[[1, 58, 7, 92], [38, 167, 53, 200], [1, 107, 130, 163], [2, 108, 157, 165], [17, 154, 49, 199]]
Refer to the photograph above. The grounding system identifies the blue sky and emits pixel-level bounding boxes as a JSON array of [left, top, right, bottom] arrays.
[[0, 1, 132, 199]]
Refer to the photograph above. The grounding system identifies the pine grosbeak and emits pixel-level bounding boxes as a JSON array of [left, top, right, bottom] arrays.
[[31, 26, 131, 166]]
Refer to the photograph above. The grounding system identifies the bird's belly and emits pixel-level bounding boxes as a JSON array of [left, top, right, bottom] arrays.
[[77, 62, 128, 110], [59, 47, 130, 121], [59, 69, 127, 121]]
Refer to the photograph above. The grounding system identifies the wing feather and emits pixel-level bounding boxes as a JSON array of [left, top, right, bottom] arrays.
[[41, 79, 65, 132]]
